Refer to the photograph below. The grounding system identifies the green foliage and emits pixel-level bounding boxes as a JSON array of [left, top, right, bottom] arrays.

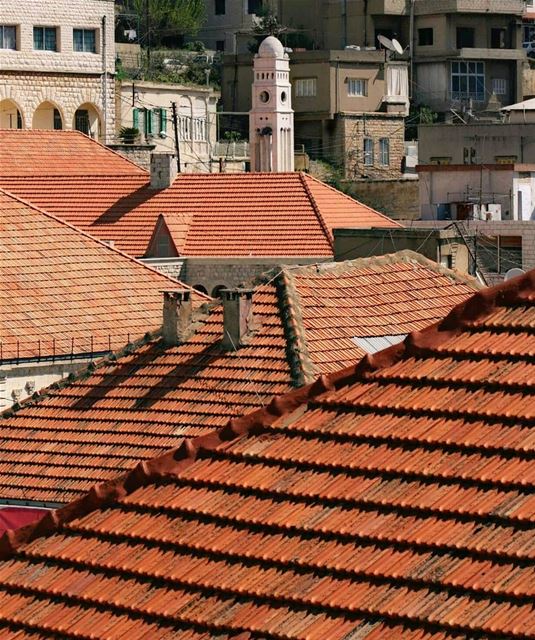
[[124, 0, 205, 46], [119, 126, 140, 143], [135, 48, 222, 88], [405, 103, 438, 140]]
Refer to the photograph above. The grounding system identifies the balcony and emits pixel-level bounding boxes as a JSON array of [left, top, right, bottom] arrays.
[[414, 0, 524, 15], [367, 0, 408, 15]]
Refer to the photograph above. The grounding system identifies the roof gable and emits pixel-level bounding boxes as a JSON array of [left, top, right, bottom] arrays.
[[0, 189, 204, 360], [0, 269, 534, 638]]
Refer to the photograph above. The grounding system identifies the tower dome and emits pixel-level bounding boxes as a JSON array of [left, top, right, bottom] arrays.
[[258, 36, 285, 59]]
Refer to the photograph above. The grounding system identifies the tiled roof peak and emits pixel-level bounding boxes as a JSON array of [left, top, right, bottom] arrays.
[[0, 268, 533, 637]]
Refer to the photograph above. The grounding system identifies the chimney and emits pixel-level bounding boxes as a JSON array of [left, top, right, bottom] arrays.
[[150, 153, 178, 189], [162, 289, 192, 346], [222, 288, 254, 350]]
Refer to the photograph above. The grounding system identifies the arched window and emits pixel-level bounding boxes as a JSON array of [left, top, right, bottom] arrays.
[[211, 284, 227, 299], [193, 284, 208, 295]]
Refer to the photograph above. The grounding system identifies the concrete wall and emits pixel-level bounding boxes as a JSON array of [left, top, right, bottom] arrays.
[[400, 218, 535, 274], [0, 358, 93, 411], [419, 123, 535, 164], [333, 227, 472, 275], [0, 0, 115, 140], [117, 81, 219, 172], [418, 166, 535, 221]]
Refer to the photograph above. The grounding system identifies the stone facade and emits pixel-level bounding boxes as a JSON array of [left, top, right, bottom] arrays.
[[181, 257, 326, 297], [0, 0, 115, 141], [327, 113, 405, 180], [107, 143, 156, 171]]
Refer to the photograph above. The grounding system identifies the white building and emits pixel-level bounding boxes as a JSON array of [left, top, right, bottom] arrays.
[[249, 36, 294, 172], [117, 81, 219, 172], [0, 0, 115, 141]]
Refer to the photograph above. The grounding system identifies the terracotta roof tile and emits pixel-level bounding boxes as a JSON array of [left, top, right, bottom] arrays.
[[0, 253, 476, 506], [0, 189, 206, 360], [0, 270, 533, 638], [0, 129, 146, 176], [0, 131, 401, 257]]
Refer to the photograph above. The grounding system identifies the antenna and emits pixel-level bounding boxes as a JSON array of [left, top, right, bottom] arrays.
[[504, 268, 525, 281], [391, 38, 404, 55], [377, 34, 395, 51]]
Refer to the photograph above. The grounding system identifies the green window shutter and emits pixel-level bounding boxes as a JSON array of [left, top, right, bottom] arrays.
[[132, 108, 139, 130], [147, 109, 154, 135], [159, 108, 167, 134]]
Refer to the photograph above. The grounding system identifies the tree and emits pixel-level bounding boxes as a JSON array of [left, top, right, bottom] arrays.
[[124, 0, 205, 48]]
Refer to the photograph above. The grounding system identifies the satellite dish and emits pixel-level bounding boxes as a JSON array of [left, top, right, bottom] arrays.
[[392, 38, 404, 55], [504, 268, 525, 281], [377, 34, 395, 51]]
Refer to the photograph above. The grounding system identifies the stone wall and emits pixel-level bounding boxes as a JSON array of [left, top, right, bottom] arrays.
[[0, 0, 115, 74], [181, 257, 326, 297], [344, 178, 420, 221], [108, 143, 155, 171], [0, 0, 115, 140], [0, 71, 115, 140], [324, 113, 405, 180]]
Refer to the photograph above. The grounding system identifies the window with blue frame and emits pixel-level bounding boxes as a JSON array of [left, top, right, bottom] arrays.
[[451, 61, 485, 101], [73, 29, 96, 53], [34, 26, 57, 51]]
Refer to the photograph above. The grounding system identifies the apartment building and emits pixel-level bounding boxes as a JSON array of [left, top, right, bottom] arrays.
[[206, 1, 526, 117], [223, 47, 409, 178], [0, 0, 115, 141]]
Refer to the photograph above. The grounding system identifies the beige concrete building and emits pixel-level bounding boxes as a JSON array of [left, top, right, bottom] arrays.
[[116, 81, 219, 172], [0, 0, 115, 141], [223, 47, 408, 178], [208, 1, 526, 116]]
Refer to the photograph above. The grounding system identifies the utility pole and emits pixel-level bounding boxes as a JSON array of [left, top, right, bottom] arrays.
[[145, 0, 151, 70], [171, 101, 181, 173]]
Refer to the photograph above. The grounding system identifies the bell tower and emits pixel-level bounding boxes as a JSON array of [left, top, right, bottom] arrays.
[[249, 36, 294, 172]]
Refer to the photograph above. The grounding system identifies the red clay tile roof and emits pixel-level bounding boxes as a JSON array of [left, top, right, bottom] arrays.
[[0, 253, 476, 506], [0, 269, 534, 638], [285, 251, 480, 377], [0, 130, 401, 257], [0, 129, 146, 176], [0, 189, 206, 360]]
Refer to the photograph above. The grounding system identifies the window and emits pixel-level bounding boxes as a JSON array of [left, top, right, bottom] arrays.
[[490, 27, 506, 49], [0, 25, 16, 50], [215, 39, 225, 51], [379, 138, 389, 165], [492, 78, 507, 95], [74, 109, 89, 134], [456, 27, 475, 48], [347, 78, 367, 97], [33, 26, 57, 51], [463, 147, 476, 164], [418, 28, 433, 46], [247, 0, 262, 14], [73, 28, 96, 53], [215, 0, 226, 14], [144, 108, 154, 136], [451, 61, 485, 101], [158, 107, 167, 136], [295, 78, 317, 97], [53, 108, 62, 130], [363, 138, 374, 166]]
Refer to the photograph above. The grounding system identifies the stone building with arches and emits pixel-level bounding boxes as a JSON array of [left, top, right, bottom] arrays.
[[0, 0, 115, 141]]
